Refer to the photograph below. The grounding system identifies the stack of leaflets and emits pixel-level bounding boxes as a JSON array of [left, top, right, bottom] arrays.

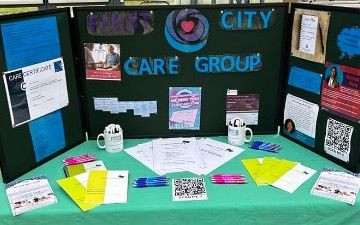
[[5, 176, 57, 216], [125, 137, 244, 175], [311, 168, 360, 205], [63, 160, 106, 177], [242, 157, 316, 193]]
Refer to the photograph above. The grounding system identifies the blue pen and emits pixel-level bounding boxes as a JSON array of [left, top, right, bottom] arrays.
[[133, 180, 168, 184], [135, 176, 168, 180], [133, 183, 169, 188]]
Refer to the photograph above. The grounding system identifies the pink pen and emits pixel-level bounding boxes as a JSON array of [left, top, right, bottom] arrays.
[[211, 178, 246, 182], [212, 174, 245, 178], [212, 180, 247, 184]]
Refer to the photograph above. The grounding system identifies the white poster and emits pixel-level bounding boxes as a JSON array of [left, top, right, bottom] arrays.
[[283, 94, 319, 147], [3, 57, 68, 127]]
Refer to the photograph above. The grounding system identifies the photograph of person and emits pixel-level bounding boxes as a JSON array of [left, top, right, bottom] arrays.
[[84, 43, 96, 70], [84, 43, 121, 80], [326, 67, 340, 88], [284, 119, 295, 134], [103, 45, 120, 70]]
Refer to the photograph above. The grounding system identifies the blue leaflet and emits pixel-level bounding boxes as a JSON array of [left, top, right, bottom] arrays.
[[1, 16, 61, 70], [29, 111, 65, 162], [288, 67, 322, 95]]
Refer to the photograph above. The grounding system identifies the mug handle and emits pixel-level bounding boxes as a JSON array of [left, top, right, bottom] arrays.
[[97, 134, 106, 149], [245, 127, 253, 143]]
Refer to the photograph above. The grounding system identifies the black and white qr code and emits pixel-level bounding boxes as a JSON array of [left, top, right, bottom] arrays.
[[324, 118, 354, 162], [172, 178, 207, 201]]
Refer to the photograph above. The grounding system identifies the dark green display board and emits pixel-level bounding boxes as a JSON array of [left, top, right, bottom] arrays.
[[0, 9, 85, 183], [281, 4, 360, 172], [1, 4, 360, 183], [74, 4, 289, 139]]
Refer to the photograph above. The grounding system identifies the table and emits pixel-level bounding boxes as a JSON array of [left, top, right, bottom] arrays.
[[1, 135, 359, 225]]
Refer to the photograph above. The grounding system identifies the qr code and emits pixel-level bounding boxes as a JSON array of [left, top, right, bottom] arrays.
[[172, 178, 207, 201], [324, 118, 354, 162]]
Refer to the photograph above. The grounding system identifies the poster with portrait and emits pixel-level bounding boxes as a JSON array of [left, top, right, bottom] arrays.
[[321, 63, 360, 122], [283, 94, 319, 148], [84, 43, 121, 81]]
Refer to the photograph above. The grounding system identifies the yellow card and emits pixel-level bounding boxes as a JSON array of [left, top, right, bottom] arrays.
[[257, 159, 297, 185], [256, 157, 280, 178], [83, 170, 107, 204], [242, 158, 265, 186], [57, 176, 99, 212]]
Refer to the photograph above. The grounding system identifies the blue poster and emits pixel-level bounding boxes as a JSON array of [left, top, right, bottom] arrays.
[[29, 111, 65, 162], [1, 16, 61, 70], [288, 67, 322, 95], [169, 87, 201, 130]]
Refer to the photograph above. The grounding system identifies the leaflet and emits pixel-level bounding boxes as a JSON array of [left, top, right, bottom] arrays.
[[272, 164, 316, 193], [311, 169, 360, 205], [6, 176, 57, 216]]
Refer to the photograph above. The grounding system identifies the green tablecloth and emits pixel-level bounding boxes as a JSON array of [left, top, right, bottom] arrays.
[[1, 135, 359, 225]]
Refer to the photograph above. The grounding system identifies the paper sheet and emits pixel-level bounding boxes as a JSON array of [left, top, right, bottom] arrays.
[[29, 111, 65, 162], [3, 57, 69, 127], [272, 164, 316, 193], [169, 87, 201, 130], [256, 159, 297, 185], [195, 138, 244, 175], [242, 158, 264, 186], [6, 176, 57, 216], [311, 169, 360, 205], [57, 173, 99, 212], [152, 137, 205, 173], [299, 15, 318, 55], [283, 94, 319, 147], [83, 170, 107, 204], [93, 98, 157, 117]]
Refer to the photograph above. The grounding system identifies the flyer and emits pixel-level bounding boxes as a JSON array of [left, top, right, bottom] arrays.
[[84, 43, 121, 80], [5, 176, 57, 216], [321, 63, 360, 121], [283, 94, 319, 147], [3, 57, 69, 127], [169, 87, 201, 130], [226, 93, 259, 126], [311, 169, 360, 205]]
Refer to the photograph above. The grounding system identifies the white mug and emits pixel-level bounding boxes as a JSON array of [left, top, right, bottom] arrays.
[[228, 120, 253, 146], [97, 125, 123, 153]]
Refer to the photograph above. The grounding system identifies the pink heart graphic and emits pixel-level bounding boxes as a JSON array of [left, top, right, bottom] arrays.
[[181, 20, 195, 32]]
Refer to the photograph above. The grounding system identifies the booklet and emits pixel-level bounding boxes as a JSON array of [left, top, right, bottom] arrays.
[[63, 160, 106, 177], [5, 176, 57, 216], [311, 168, 360, 205]]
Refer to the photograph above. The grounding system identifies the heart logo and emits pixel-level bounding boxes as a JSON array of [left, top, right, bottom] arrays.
[[181, 20, 195, 33]]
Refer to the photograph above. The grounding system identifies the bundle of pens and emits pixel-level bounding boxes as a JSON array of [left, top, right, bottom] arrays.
[[62, 154, 96, 166], [133, 176, 169, 188], [248, 140, 282, 153], [211, 174, 247, 184]]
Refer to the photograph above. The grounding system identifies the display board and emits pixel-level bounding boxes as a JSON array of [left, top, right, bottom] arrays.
[[74, 4, 289, 139], [0, 9, 85, 183], [282, 4, 360, 172]]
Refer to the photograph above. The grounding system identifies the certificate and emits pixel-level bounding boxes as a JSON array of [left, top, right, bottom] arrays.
[[3, 57, 69, 127]]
